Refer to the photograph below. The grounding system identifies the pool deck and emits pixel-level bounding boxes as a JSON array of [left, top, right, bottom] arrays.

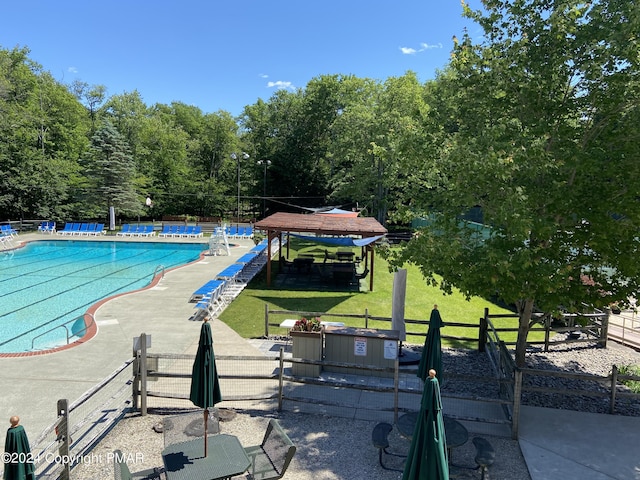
[[0, 232, 262, 450]]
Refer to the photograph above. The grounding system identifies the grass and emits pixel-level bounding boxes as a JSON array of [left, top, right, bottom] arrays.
[[618, 365, 640, 393], [219, 239, 534, 348]]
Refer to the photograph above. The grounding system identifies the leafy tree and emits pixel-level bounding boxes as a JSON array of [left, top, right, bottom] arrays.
[[390, 0, 640, 366], [330, 72, 429, 224], [69, 80, 107, 132], [0, 46, 88, 220]]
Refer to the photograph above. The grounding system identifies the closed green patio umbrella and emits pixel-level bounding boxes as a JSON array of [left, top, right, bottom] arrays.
[[3, 416, 35, 480], [417, 306, 444, 383], [402, 370, 449, 480], [189, 319, 222, 457]]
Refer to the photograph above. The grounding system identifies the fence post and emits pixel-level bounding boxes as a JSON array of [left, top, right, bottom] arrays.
[[264, 303, 270, 337], [365, 308, 369, 328], [140, 333, 147, 416], [544, 315, 551, 352], [479, 308, 489, 352], [278, 347, 285, 411], [132, 346, 139, 410], [511, 369, 522, 439], [393, 353, 400, 424], [56, 399, 70, 480], [610, 364, 618, 414], [600, 311, 610, 348]]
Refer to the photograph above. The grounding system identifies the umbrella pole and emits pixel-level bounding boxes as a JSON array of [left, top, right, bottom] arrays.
[[204, 408, 209, 457]]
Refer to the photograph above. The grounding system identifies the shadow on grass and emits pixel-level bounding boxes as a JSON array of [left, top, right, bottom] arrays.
[[253, 294, 355, 312]]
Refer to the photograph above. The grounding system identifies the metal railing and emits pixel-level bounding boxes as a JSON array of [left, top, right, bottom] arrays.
[[153, 264, 165, 280], [31, 314, 95, 350]]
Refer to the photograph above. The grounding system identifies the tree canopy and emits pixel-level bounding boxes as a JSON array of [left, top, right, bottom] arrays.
[[388, 0, 640, 366]]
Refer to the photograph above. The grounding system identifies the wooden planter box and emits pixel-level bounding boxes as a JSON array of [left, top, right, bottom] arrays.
[[291, 331, 323, 377]]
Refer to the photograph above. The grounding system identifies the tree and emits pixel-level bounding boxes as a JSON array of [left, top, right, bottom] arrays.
[[390, 0, 640, 366], [84, 120, 140, 219], [0, 46, 89, 220]]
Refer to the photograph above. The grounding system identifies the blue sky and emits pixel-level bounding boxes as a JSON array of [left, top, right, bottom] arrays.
[[0, 1, 481, 116]]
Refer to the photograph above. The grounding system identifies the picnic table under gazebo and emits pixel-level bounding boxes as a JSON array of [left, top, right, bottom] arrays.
[[254, 212, 387, 291]]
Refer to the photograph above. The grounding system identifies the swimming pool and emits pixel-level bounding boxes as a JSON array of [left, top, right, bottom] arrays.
[[0, 240, 207, 353]]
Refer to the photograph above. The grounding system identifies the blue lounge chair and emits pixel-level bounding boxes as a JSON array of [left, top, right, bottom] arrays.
[[157, 225, 171, 237], [236, 253, 258, 265], [190, 279, 225, 302], [59, 223, 80, 235], [1, 225, 18, 237], [139, 225, 154, 236], [38, 221, 56, 234], [116, 224, 131, 236], [92, 223, 105, 236], [190, 226, 203, 238], [76, 223, 89, 235], [215, 264, 244, 281]]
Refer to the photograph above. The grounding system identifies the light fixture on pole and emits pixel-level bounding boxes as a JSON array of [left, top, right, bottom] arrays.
[[231, 152, 249, 226], [257, 160, 271, 219]]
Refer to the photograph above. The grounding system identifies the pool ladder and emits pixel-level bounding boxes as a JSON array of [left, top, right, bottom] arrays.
[[28, 266, 165, 351], [31, 313, 96, 350], [153, 264, 165, 281]]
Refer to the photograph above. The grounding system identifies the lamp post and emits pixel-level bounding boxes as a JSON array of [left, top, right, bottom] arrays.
[[231, 152, 249, 226], [257, 160, 271, 219]]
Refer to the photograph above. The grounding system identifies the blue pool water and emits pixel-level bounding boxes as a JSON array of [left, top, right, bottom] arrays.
[[0, 240, 206, 353]]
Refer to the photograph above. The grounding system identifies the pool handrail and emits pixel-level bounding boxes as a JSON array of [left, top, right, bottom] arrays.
[[153, 264, 165, 278], [31, 313, 96, 350]]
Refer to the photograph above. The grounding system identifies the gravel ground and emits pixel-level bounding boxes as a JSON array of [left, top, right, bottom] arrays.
[[72, 409, 530, 480], [71, 338, 640, 480], [437, 334, 640, 416]]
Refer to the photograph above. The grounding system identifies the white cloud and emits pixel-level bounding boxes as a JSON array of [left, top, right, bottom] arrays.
[[266, 80, 294, 90], [259, 73, 269, 78], [400, 47, 417, 55], [400, 43, 443, 55], [68, 66, 78, 74], [420, 42, 443, 50]]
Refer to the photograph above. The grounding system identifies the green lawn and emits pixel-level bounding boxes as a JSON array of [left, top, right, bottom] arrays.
[[219, 240, 529, 348]]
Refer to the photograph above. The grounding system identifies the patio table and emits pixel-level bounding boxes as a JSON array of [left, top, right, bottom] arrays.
[[162, 434, 250, 480]]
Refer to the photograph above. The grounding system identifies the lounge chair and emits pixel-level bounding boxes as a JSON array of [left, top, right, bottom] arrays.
[[93, 223, 105, 236], [243, 419, 296, 480], [157, 225, 172, 237], [189, 225, 203, 238], [190, 279, 225, 302], [0, 225, 18, 237], [76, 223, 89, 235], [140, 225, 155, 236], [38, 221, 56, 234], [116, 224, 131, 236], [58, 222, 79, 236], [173, 225, 187, 237]]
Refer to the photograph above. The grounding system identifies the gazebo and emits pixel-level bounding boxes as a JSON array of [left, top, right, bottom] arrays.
[[254, 212, 387, 291]]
